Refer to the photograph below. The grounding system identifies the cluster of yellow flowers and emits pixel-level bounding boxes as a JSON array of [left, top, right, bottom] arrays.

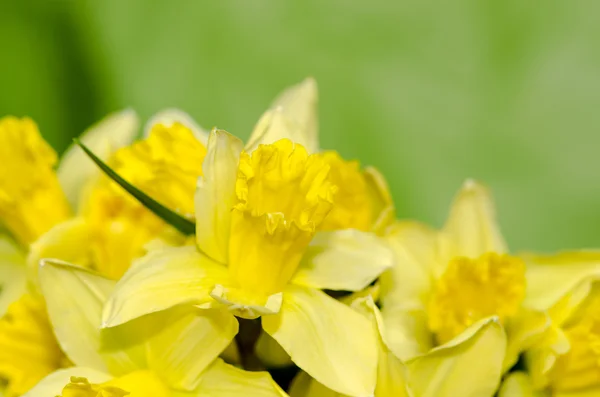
[[0, 79, 599, 397]]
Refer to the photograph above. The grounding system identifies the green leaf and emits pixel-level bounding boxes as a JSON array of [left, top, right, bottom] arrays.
[[74, 138, 196, 236]]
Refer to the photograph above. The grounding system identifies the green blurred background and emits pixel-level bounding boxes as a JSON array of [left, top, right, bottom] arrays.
[[2, 1, 599, 252]]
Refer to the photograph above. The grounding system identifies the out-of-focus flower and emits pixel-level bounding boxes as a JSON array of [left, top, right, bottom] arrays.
[[0, 111, 139, 396], [374, 180, 521, 395], [24, 259, 284, 397], [498, 252, 600, 397], [0, 109, 212, 396]]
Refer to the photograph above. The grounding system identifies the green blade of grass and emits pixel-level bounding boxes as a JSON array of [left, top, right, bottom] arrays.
[[75, 138, 196, 236]]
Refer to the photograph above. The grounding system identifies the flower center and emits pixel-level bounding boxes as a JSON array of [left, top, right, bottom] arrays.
[[228, 139, 335, 296], [0, 294, 70, 396], [84, 122, 205, 279], [549, 292, 600, 391], [318, 151, 372, 231], [0, 117, 71, 245], [428, 252, 526, 344]]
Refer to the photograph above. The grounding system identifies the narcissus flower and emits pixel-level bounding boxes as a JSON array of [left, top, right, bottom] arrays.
[[102, 131, 393, 397], [24, 259, 284, 397], [0, 111, 139, 396], [0, 110, 208, 396], [377, 180, 523, 395], [498, 252, 600, 397]]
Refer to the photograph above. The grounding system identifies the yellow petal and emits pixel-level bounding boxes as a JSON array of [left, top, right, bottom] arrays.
[[380, 307, 432, 361], [363, 166, 395, 234], [103, 246, 228, 327], [353, 297, 412, 397], [254, 331, 293, 368], [0, 293, 68, 396], [190, 358, 285, 397], [504, 309, 550, 371], [262, 285, 377, 397], [288, 371, 345, 397], [521, 250, 600, 311], [23, 368, 113, 397], [143, 108, 208, 145], [27, 217, 92, 290], [38, 259, 115, 371], [292, 230, 393, 291], [0, 117, 71, 245], [246, 78, 318, 153], [194, 129, 243, 264], [58, 109, 139, 209], [441, 179, 507, 260], [380, 221, 438, 310], [0, 236, 26, 316], [146, 308, 238, 391], [498, 372, 540, 397], [406, 317, 506, 397]]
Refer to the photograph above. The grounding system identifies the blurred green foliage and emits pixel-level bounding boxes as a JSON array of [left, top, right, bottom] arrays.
[[2, 1, 600, 252]]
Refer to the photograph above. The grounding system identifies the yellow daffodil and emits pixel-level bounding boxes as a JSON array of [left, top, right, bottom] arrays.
[[376, 180, 520, 395], [496, 251, 600, 397], [0, 111, 139, 396], [24, 259, 284, 397], [101, 129, 393, 397], [1, 109, 211, 396]]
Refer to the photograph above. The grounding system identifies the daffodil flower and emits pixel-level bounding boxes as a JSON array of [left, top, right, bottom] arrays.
[[376, 180, 521, 394], [496, 252, 600, 397], [1, 109, 212, 396], [24, 259, 284, 397], [0, 111, 139, 396], [102, 129, 393, 397]]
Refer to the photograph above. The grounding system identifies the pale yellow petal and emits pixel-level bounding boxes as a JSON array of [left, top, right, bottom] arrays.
[[498, 372, 540, 397], [0, 236, 26, 316], [521, 250, 600, 311], [292, 230, 393, 291], [380, 307, 432, 361], [246, 78, 318, 153], [353, 297, 412, 397], [146, 308, 238, 391], [195, 129, 243, 263], [190, 358, 286, 397], [102, 246, 228, 327], [22, 367, 113, 397], [38, 260, 116, 371], [58, 109, 139, 209], [380, 221, 437, 310], [143, 108, 208, 145], [441, 180, 507, 260], [254, 331, 293, 368], [27, 217, 92, 289], [363, 166, 396, 234], [288, 371, 346, 397], [406, 317, 506, 397], [504, 309, 550, 371], [263, 285, 377, 397]]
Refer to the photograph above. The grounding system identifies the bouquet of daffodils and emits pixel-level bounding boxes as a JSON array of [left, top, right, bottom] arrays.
[[0, 79, 598, 397]]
